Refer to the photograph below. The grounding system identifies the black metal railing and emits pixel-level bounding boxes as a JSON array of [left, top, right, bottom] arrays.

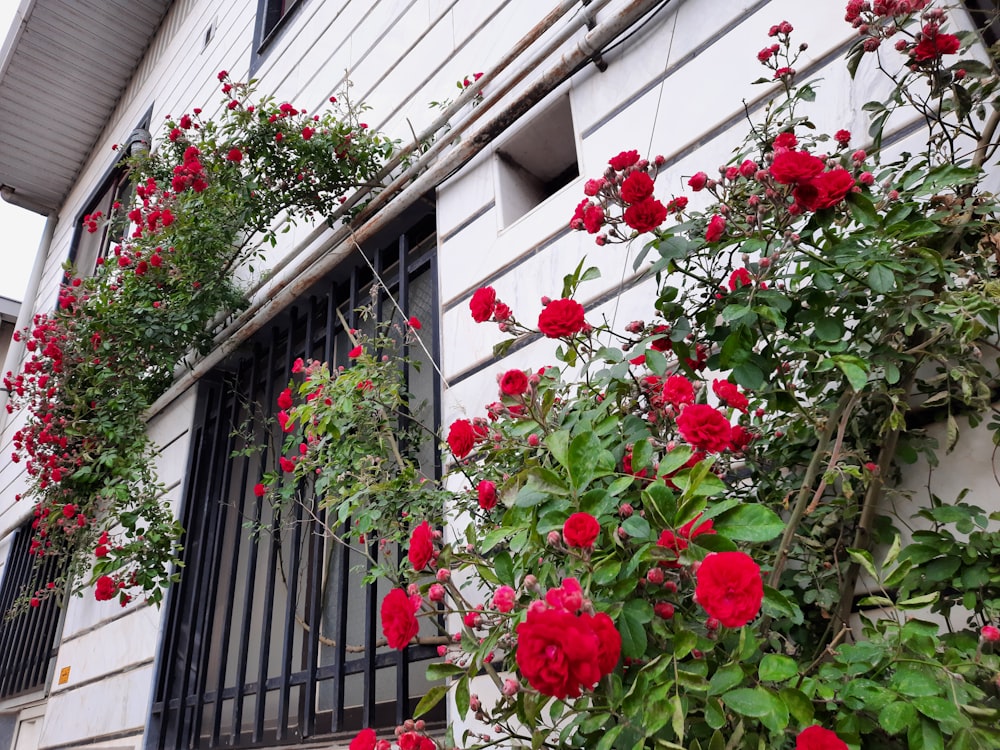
[[148, 212, 443, 748], [0, 522, 64, 699]]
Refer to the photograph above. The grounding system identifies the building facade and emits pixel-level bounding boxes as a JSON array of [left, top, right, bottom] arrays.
[[0, 0, 997, 749]]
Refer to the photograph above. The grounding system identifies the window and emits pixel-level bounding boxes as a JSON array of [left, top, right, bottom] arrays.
[[251, 0, 305, 72], [68, 116, 152, 279], [495, 94, 579, 227], [0, 522, 65, 700], [148, 209, 442, 748]]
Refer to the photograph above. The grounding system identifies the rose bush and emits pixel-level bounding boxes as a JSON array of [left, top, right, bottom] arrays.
[[263, 4, 1000, 749]]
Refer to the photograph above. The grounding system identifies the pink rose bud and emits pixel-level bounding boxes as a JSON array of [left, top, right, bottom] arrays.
[[646, 567, 664, 585], [436, 568, 452, 582], [502, 678, 519, 696], [429, 583, 445, 602], [527, 434, 540, 447], [654, 602, 675, 619], [982, 625, 1000, 643], [470, 694, 481, 712], [619, 503, 634, 517], [547, 530, 562, 546]]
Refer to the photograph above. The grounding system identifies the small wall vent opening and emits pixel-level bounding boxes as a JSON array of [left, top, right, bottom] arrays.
[[495, 94, 579, 227]]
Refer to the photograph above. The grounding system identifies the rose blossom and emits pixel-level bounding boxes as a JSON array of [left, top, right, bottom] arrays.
[[661, 374, 695, 409], [381, 588, 420, 649], [712, 379, 749, 412], [620, 171, 655, 204], [499, 369, 529, 396], [773, 131, 798, 150], [608, 149, 640, 170], [705, 214, 726, 243], [538, 298, 585, 338], [408, 521, 434, 570], [694, 551, 763, 627], [769, 150, 825, 184], [795, 725, 849, 750], [515, 608, 609, 699], [623, 197, 668, 233], [349, 728, 377, 750], [477, 480, 497, 510], [676, 403, 732, 452], [688, 172, 708, 191], [469, 286, 497, 323], [563, 512, 600, 548], [982, 625, 1000, 642], [94, 575, 116, 601], [447, 419, 476, 458], [793, 169, 855, 211], [493, 585, 516, 612], [912, 32, 960, 62], [728, 267, 752, 291], [657, 513, 716, 566]]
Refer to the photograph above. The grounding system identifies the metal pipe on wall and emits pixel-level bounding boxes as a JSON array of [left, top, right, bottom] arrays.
[[147, 0, 665, 419]]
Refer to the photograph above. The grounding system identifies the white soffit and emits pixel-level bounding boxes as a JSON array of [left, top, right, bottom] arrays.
[[0, 0, 172, 213]]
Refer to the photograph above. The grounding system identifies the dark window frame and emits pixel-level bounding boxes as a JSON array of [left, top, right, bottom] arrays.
[[66, 106, 154, 282], [147, 203, 444, 749], [250, 0, 308, 76], [0, 522, 65, 700]]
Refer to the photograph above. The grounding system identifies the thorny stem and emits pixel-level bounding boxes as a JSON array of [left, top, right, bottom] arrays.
[[767, 391, 851, 590]]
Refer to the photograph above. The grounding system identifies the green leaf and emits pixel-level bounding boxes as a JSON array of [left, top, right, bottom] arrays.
[[761, 586, 798, 622], [413, 683, 449, 718], [595, 725, 623, 750], [713, 504, 785, 542], [722, 687, 780, 718], [891, 666, 940, 697], [568, 431, 605, 492], [455, 674, 470, 721], [674, 628, 698, 660], [780, 687, 814, 726], [847, 191, 879, 227], [546, 430, 570, 470], [847, 548, 878, 580], [880, 701, 917, 736], [908, 718, 945, 750], [424, 662, 466, 680], [708, 664, 744, 696], [622, 514, 652, 541], [897, 591, 939, 609], [619, 599, 652, 658], [759, 654, 798, 682], [833, 355, 869, 391]]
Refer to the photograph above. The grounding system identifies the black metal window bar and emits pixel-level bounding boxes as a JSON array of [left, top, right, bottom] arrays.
[[0, 522, 64, 699], [148, 209, 444, 748]]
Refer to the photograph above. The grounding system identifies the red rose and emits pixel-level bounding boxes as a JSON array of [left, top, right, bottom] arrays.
[[676, 404, 732, 452], [447, 419, 476, 458], [381, 588, 420, 649], [796, 725, 849, 750], [730, 424, 754, 453], [499, 369, 528, 396], [408, 520, 434, 570], [585, 611, 621, 674], [623, 197, 668, 233], [773, 132, 797, 150], [95, 545, 109, 558], [515, 608, 602, 699], [94, 575, 116, 601], [688, 172, 708, 191], [477, 480, 497, 510], [769, 150, 825, 184], [793, 169, 854, 211], [833, 129, 851, 145], [728, 267, 752, 290], [563, 512, 600, 548], [712, 379, 749, 412], [279, 456, 296, 472], [694, 551, 763, 627], [253, 483, 266, 497], [661, 374, 694, 409], [657, 513, 715, 565], [350, 728, 377, 750], [608, 149, 640, 170], [912, 32, 960, 62], [705, 214, 726, 243], [538, 298, 585, 338], [277, 387, 293, 409], [620, 171, 654, 204], [469, 286, 497, 323], [582, 203, 605, 234], [348, 345, 363, 358], [226, 148, 243, 162]]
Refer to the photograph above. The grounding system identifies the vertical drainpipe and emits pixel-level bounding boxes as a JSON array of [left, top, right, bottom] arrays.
[[0, 212, 57, 425]]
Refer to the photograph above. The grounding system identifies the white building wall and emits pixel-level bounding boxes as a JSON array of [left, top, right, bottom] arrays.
[[0, 0, 995, 747]]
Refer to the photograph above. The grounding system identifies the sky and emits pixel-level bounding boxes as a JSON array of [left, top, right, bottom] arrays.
[[0, 2, 47, 304]]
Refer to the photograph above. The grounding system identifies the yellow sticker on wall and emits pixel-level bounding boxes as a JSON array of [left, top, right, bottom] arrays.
[[58, 666, 70, 684]]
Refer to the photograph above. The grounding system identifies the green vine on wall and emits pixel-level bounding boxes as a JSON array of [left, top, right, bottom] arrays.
[[4, 73, 397, 610]]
